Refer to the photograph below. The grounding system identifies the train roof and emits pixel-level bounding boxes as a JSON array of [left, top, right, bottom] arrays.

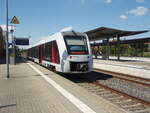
[[28, 28, 86, 49]]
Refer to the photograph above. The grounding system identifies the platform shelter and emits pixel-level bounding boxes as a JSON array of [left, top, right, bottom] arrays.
[[85, 27, 149, 60]]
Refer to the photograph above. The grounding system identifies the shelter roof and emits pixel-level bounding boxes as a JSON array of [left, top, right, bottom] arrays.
[[85, 27, 149, 41]]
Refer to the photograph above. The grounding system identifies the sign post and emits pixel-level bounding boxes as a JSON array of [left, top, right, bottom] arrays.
[[5, 15, 20, 78], [10, 26, 15, 65], [6, 0, 9, 78], [10, 16, 20, 65]]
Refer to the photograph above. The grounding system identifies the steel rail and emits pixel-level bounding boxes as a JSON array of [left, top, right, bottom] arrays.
[[92, 82, 150, 107], [94, 68, 150, 87]]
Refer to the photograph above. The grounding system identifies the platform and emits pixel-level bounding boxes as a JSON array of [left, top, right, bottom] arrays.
[[94, 57, 150, 79], [0, 60, 127, 113]]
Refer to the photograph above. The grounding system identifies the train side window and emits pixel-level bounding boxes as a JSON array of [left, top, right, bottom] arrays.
[[53, 41, 60, 64], [42, 44, 44, 60], [28, 49, 30, 57], [44, 42, 52, 61], [35, 47, 38, 58], [32, 48, 34, 57], [33, 47, 35, 57], [45, 42, 49, 61], [29, 49, 31, 57], [43, 44, 46, 59], [49, 42, 52, 62], [33, 47, 37, 58]]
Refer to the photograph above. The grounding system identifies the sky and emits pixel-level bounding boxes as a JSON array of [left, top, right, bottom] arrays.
[[0, 0, 150, 45]]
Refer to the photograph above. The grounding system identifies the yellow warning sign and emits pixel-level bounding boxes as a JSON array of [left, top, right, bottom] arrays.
[[10, 16, 20, 24]]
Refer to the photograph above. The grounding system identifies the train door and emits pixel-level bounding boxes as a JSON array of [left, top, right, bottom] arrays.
[[41, 44, 44, 62], [38, 45, 43, 63], [51, 42, 55, 63], [51, 41, 60, 64]]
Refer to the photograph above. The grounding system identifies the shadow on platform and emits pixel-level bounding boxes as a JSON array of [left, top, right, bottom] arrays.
[[15, 56, 28, 64], [0, 56, 27, 64], [0, 104, 16, 109], [0, 57, 6, 64], [59, 71, 113, 83]]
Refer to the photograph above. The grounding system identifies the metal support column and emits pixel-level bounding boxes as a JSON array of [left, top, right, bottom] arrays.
[[98, 45, 101, 56], [13, 34, 15, 64], [135, 43, 138, 57], [106, 37, 109, 60], [141, 43, 144, 57], [6, 0, 9, 78], [117, 35, 120, 60], [93, 41, 97, 59], [115, 44, 117, 56]]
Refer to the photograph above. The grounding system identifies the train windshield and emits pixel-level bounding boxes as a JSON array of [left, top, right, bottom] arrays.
[[64, 36, 88, 55]]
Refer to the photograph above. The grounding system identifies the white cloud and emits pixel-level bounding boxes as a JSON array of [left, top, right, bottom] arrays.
[[136, 0, 145, 3], [127, 6, 148, 16], [120, 15, 128, 19], [105, 0, 112, 4]]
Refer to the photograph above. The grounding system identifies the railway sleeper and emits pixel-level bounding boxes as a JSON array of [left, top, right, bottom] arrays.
[[109, 97, 126, 103], [125, 105, 150, 112], [121, 103, 141, 108], [117, 100, 139, 107], [114, 99, 132, 104], [78, 83, 89, 86], [107, 95, 124, 100], [96, 91, 110, 96], [134, 108, 150, 113], [102, 94, 119, 98]]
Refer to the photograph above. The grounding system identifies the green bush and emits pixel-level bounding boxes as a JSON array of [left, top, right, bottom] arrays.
[[143, 52, 150, 57], [9, 53, 15, 57]]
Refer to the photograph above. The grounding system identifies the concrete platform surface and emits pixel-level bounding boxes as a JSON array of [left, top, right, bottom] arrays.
[[0, 61, 128, 113], [94, 57, 150, 79]]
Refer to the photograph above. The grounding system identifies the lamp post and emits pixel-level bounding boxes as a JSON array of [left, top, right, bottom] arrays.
[[6, 0, 9, 78]]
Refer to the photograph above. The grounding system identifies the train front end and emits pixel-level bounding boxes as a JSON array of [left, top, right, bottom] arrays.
[[59, 31, 93, 73]]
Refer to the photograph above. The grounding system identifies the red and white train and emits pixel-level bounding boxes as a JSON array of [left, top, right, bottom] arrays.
[[27, 28, 93, 73]]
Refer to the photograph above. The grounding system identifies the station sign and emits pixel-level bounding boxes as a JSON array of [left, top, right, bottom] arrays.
[[15, 38, 29, 45]]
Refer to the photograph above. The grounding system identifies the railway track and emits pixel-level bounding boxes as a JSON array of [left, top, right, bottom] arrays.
[[78, 82, 150, 113], [94, 68, 150, 87], [93, 68, 150, 107], [64, 70, 150, 113]]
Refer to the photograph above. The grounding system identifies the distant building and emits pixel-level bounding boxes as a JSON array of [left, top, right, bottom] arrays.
[[0, 26, 5, 57]]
